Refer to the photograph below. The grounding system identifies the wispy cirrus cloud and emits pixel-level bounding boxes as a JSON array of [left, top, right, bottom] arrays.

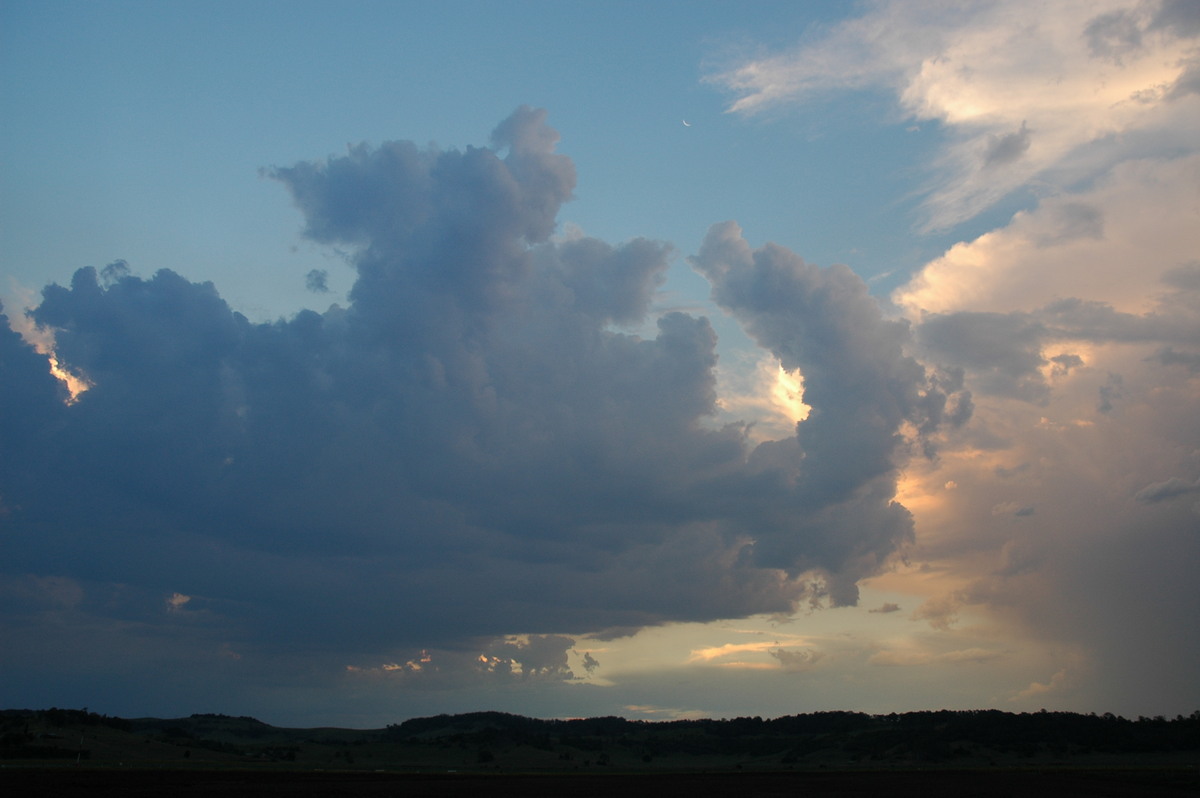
[[708, 0, 1200, 230]]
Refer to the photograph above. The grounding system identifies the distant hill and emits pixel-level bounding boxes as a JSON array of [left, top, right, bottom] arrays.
[[2, 707, 1197, 773]]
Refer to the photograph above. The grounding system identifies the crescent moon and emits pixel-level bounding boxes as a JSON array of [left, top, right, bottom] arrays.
[[682, 119, 691, 127]]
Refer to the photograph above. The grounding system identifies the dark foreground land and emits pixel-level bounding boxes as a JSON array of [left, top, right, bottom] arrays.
[[4, 767, 1199, 797], [3, 707, 1197, 795]]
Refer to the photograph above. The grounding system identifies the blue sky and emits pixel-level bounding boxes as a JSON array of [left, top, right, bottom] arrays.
[[3, 0, 1199, 727], [2, 0, 954, 319]]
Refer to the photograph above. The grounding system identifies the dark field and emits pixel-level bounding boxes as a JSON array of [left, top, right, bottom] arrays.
[[4, 708, 1197, 795], [4, 767, 1199, 797]]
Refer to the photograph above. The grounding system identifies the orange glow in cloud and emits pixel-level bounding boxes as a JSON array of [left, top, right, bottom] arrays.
[[4, 303, 91, 403], [45, 352, 91, 403], [688, 638, 810, 663], [771, 364, 810, 424], [714, 356, 810, 443], [165, 592, 191, 612]]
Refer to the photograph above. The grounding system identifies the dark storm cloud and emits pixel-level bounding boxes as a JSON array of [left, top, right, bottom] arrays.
[[691, 222, 970, 602], [1148, 346, 1200, 372], [1086, 0, 1200, 66], [982, 121, 1031, 169], [0, 108, 962, 688], [1151, 0, 1200, 37], [305, 269, 330, 293], [0, 302, 69, 521], [912, 276, 1200, 406], [1040, 297, 1200, 344], [1085, 9, 1144, 62], [915, 311, 1050, 402]]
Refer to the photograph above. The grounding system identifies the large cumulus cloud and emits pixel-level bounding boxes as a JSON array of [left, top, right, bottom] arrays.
[[688, 0, 1200, 718], [889, 151, 1200, 715], [1, 108, 957, 710], [691, 223, 969, 602]]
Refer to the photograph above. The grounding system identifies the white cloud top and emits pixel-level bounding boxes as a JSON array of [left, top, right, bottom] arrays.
[[711, 0, 1200, 229]]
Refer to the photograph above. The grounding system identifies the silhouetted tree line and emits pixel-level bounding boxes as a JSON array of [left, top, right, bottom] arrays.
[[4, 706, 1197, 763], [383, 708, 1200, 761], [0, 708, 131, 760], [1, 707, 131, 731]]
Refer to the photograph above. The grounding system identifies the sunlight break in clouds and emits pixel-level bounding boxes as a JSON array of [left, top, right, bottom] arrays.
[[713, 351, 811, 443], [4, 281, 92, 403], [709, 0, 1200, 230]]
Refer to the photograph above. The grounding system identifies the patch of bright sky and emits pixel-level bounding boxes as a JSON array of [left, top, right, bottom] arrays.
[[556, 578, 1072, 723], [1, 0, 951, 328]]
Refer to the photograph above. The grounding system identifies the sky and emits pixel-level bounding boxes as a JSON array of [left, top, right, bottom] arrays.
[[2, 0, 1198, 727]]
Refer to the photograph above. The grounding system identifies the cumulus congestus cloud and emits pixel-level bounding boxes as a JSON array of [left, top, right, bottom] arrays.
[[1, 108, 957, 688]]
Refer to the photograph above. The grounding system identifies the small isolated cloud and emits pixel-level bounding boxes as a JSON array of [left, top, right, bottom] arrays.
[[165, 592, 191, 612], [1050, 354, 1084, 376], [1085, 8, 1144, 62], [1015, 668, 1072, 700], [305, 268, 330, 293], [768, 647, 823, 672], [869, 602, 901, 614], [982, 121, 1032, 169]]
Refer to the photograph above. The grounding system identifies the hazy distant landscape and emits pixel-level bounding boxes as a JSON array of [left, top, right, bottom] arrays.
[[3, 707, 1197, 795]]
